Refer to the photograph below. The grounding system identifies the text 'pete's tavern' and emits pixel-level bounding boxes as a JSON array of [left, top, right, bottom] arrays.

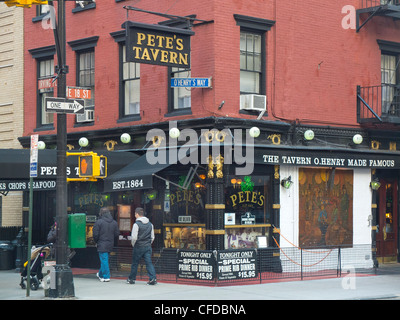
[[124, 21, 194, 68]]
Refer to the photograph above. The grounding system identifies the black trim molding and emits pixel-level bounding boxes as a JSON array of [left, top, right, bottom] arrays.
[[68, 36, 99, 51], [233, 14, 275, 31]]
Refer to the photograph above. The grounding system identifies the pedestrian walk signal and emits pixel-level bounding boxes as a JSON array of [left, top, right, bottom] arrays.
[[78, 153, 107, 179], [99, 156, 107, 178], [79, 155, 94, 177]]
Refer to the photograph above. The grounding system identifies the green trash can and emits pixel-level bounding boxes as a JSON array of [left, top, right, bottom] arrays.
[[68, 213, 86, 249]]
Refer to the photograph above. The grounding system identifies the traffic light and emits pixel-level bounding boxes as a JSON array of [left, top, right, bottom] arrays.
[[2, 0, 48, 8]]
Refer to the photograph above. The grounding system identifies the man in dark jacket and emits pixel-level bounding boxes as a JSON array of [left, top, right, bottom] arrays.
[[127, 207, 157, 285], [93, 207, 119, 282]]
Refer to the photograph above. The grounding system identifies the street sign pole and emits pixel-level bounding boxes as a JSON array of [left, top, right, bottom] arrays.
[[48, 0, 75, 298], [26, 134, 38, 297]]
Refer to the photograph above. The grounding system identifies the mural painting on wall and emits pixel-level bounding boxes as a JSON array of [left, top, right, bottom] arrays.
[[299, 168, 353, 247]]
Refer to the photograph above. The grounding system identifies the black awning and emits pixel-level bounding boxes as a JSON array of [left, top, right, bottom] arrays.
[[104, 148, 195, 192], [0, 149, 139, 180]]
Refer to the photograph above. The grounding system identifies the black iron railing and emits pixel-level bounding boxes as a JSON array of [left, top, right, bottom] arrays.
[[359, 0, 400, 9], [357, 84, 400, 123], [110, 244, 377, 286]]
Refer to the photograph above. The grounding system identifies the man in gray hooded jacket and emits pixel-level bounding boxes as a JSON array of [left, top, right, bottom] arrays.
[[127, 207, 157, 285], [93, 207, 119, 282]]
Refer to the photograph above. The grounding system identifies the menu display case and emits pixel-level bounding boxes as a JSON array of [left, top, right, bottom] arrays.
[[164, 224, 206, 250], [224, 225, 270, 249], [117, 204, 134, 246]]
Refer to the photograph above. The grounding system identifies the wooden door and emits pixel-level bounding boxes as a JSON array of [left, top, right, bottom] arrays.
[[376, 179, 398, 263]]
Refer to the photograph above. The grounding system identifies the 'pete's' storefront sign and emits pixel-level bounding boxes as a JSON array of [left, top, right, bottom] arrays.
[[124, 21, 194, 68]]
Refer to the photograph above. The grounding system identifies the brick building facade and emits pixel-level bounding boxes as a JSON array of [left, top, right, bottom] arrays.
[[11, 0, 400, 267]]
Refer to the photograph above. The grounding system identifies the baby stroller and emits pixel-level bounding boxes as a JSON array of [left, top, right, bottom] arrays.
[[20, 243, 53, 291]]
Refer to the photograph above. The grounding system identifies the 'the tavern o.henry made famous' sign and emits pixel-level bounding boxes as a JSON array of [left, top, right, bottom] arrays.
[[124, 21, 194, 68]]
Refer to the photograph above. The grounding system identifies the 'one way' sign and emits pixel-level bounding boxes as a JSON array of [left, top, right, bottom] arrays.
[[45, 97, 85, 114]]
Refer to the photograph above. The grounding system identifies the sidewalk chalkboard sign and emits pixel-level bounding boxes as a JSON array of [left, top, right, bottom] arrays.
[[217, 249, 257, 280]]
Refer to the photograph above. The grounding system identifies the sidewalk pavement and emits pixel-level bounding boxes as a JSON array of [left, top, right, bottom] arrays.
[[1, 264, 400, 300]]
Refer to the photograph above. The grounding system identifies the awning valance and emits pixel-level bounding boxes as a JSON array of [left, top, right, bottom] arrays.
[[0, 149, 139, 191], [104, 148, 195, 192]]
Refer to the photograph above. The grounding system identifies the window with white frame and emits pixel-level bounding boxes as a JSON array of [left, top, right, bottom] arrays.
[[240, 31, 262, 94], [171, 67, 191, 110], [122, 45, 140, 116], [381, 54, 397, 114], [77, 50, 95, 108], [38, 58, 54, 125]]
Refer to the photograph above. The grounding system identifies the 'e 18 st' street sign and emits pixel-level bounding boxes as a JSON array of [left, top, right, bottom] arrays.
[[45, 97, 85, 114]]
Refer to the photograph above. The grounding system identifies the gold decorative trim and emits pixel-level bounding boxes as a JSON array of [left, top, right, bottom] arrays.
[[371, 204, 377, 209], [268, 134, 281, 145], [274, 165, 279, 179], [154, 229, 161, 234], [225, 224, 271, 228], [371, 140, 380, 150], [371, 226, 377, 231], [153, 205, 162, 210], [152, 136, 164, 148], [205, 230, 225, 235], [104, 140, 118, 151], [205, 204, 225, 209], [272, 204, 281, 209]]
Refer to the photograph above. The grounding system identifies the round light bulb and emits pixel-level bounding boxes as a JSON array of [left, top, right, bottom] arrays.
[[304, 130, 315, 141], [353, 134, 363, 145], [169, 127, 180, 139], [79, 137, 89, 147], [120, 133, 131, 144], [38, 141, 46, 150], [249, 127, 260, 138]]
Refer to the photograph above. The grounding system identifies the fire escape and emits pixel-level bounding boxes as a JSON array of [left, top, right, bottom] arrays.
[[357, 0, 400, 125]]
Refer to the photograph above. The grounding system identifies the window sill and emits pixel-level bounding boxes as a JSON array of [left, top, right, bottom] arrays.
[[117, 114, 142, 123], [164, 108, 192, 118], [34, 124, 55, 132], [72, 3, 96, 13], [73, 121, 95, 128]]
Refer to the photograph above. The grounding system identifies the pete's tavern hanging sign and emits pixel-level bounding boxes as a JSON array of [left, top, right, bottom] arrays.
[[124, 21, 194, 68]]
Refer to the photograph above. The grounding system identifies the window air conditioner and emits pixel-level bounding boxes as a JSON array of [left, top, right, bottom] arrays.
[[240, 94, 267, 111], [76, 109, 94, 123]]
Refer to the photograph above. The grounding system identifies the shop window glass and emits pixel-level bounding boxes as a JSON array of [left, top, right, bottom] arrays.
[[163, 175, 206, 224], [224, 173, 271, 250], [225, 174, 271, 225], [162, 170, 207, 250]]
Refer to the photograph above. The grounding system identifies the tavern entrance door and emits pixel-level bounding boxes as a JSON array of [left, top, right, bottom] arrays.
[[376, 179, 398, 263]]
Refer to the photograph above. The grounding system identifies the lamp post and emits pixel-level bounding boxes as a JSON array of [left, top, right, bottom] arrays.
[[48, 0, 75, 298]]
